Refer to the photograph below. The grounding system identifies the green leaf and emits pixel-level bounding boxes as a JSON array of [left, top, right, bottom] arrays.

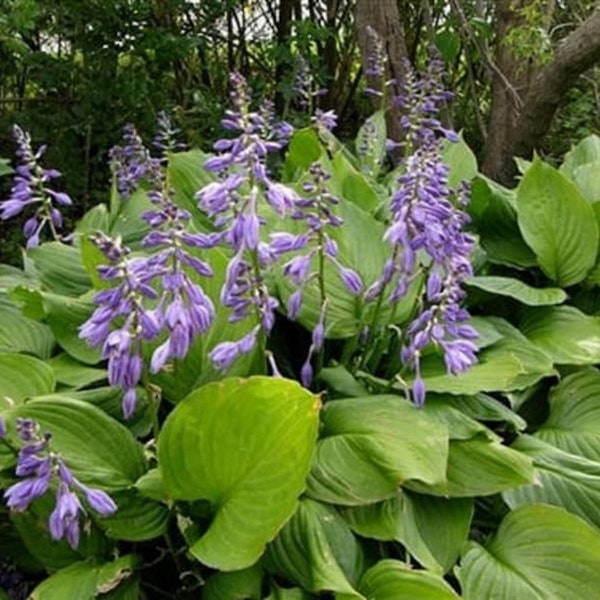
[[75, 204, 110, 235], [516, 158, 598, 286], [560, 134, 600, 177], [536, 368, 600, 461], [158, 377, 320, 570], [0, 353, 55, 408], [5, 397, 146, 489], [30, 555, 139, 600], [0, 305, 55, 358], [503, 435, 600, 529], [419, 318, 555, 395], [27, 242, 92, 296], [441, 132, 478, 189], [460, 504, 600, 599], [109, 188, 153, 245], [317, 365, 369, 398], [168, 149, 216, 231], [470, 177, 536, 268], [266, 499, 364, 596], [307, 395, 448, 506], [465, 276, 566, 306], [203, 565, 263, 600], [331, 151, 380, 212], [95, 490, 169, 541], [440, 437, 533, 497], [42, 293, 101, 364], [283, 128, 323, 181], [358, 560, 460, 599], [520, 305, 600, 365], [47, 354, 106, 389], [569, 161, 600, 203], [342, 492, 472, 573]]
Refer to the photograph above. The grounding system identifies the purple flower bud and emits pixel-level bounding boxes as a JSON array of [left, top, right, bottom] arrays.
[[0, 416, 5, 438], [412, 377, 426, 407], [338, 266, 363, 295], [49, 482, 82, 549], [288, 289, 303, 320], [301, 361, 313, 388], [81, 486, 118, 516], [210, 341, 240, 371]]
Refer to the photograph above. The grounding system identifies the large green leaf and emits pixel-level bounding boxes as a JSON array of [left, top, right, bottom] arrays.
[[4, 397, 146, 489], [465, 276, 566, 306], [266, 499, 364, 597], [29, 555, 139, 600], [158, 377, 320, 570], [0, 353, 55, 408], [358, 560, 460, 599], [419, 317, 555, 395], [460, 504, 600, 599], [307, 395, 448, 506], [0, 305, 55, 358], [26, 242, 92, 296], [503, 435, 600, 529], [470, 177, 536, 268], [520, 305, 600, 365], [516, 158, 598, 286], [536, 368, 600, 461], [283, 128, 323, 181], [331, 150, 380, 213], [342, 492, 472, 573]]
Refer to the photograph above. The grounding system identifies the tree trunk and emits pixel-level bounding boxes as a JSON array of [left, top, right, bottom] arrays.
[[355, 0, 409, 146], [275, 0, 295, 112], [483, 1, 600, 186], [481, 0, 539, 181]]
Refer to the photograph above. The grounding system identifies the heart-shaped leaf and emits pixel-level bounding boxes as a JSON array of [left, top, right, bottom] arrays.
[[158, 376, 320, 570], [460, 504, 600, 599]]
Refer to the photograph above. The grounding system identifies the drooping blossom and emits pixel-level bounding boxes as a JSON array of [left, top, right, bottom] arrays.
[[142, 176, 217, 374], [365, 62, 477, 405], [109, 124, 161, 199], [271, 162, 363, 385], [79, 233, 161, 418], [196, 72, 296, 371], [1, 418, 116, 549], [0, 125, 72, 247]]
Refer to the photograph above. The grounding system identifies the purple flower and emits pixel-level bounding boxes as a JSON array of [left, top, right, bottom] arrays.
[[0, 125, 72, 246], [313, 109, 338, 133], [109, 124, 161, 198], [367, 65, 477, 405], [49, 482, 82, 548], [2, 419, 117, 549]]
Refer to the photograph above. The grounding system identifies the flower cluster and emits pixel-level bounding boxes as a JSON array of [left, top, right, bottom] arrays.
[[395, 58, 457, 146], [196, 72, 297, 371], [82, 115, 216, 415], [79, 233, 161, 418], [109, 124, 161, 199], [271, 162, 363, 385], [0, 125, 72, 247], [366, 63, 477, 405], [1, 417, 116, 549]]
